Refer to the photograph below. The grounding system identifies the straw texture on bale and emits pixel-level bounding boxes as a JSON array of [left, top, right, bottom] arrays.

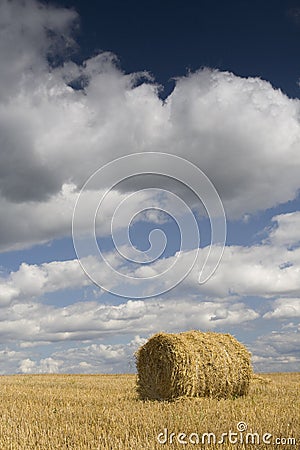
[[136, 330, 252, 400]]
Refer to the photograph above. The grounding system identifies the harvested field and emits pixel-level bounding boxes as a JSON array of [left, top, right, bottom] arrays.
[[0, 373, 298, 449]]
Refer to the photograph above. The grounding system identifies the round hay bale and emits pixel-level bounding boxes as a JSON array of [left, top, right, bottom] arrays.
[[135, 330, 252, 400]]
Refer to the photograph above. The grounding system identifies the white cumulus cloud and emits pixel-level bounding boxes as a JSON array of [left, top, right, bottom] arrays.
[[0, 0, 300, 251], [263, 298, 300, 319]]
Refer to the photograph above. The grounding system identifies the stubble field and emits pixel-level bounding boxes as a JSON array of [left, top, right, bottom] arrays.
[[0, 372, 299, 449]]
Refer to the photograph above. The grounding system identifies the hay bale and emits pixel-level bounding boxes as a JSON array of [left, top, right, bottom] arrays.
[[135, 330, 252, 400]]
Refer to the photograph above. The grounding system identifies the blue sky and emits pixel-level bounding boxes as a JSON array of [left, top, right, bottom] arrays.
[[0, 0, 300, 374]]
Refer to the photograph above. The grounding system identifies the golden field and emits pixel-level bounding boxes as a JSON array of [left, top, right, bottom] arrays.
[[0, 373, 299, 449]]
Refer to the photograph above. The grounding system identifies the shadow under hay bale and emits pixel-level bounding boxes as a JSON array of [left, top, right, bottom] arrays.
[[135, 330, 252, 401]]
